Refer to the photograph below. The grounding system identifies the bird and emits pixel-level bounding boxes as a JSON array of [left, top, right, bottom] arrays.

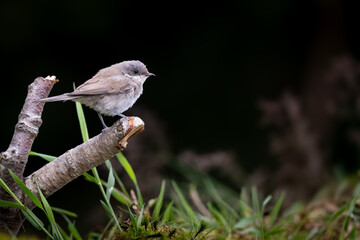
[[39, 60, 154, 128]]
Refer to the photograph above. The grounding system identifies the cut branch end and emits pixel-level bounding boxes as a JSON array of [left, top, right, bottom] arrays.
[[118, 117, 145, 151]]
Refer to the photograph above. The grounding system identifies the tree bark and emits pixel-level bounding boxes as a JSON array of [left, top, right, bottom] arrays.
[[0, 76, 144, 235]]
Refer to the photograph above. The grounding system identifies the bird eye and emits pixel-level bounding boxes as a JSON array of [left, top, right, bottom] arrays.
[[133, 69, 139, 74]]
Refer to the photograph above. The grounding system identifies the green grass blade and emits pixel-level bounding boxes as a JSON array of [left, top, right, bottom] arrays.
[[233, 215, 257, 229], [251, 186, 261, 217], [82, 172, 97, 183], [203, 179, 238, 219], [172, 207, 190, 223], [161, 201, 174, 224], [194, 221, 208, 239], [239, 187, 252, 217], [74, 99, 89, 142], [135, 184, 144, 208], [91, 167, 101, 185], [93, 167, 122, 232], [313, 204, 347, 238], [111, 188, 131, 205], [35, 178, 63, 240], [0, 177, 22, 205], [101, 198, 122, 232], [207, 203, 228, 227], [22, 208, 46, 232], [344, 227, 356, 240], [152, 180, 166, 220], [127, 206, 137, 230], [137, 205, 145, 228], [268, 192, 285, 227], [30, 151, 57, 162], [68, 222, 82, 240], [37, 182, 55, 221], [262, 195, 272, 212], [100, 200, 112, 216], [239, 227, 261, 237], [52, 207, 78, 218], [172, 181, 198, 227], [8, 169, 43, 210], [340, 197, 357, 240], [305, 228, 320, 240], [22, 209, 42, 230], [56, 225, 70, 240], [113, 170, 130, 199], [251, 186, 264, 239], [87, 232, 101, 240], [116, 152, 137, 185], [239, 199, 252, 218], [341, 216, 350, 238], [59, 225, 72, 240], [53, 226, 64, 240], [264, 226, 285, 238], [0, 200, 25, 209], [22, 208, 56, 240], [62, 215, 82, 240], [105, 161, 115, 200]]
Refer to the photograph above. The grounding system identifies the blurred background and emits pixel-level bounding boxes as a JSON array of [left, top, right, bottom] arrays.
[[1, 0, 360, 235]]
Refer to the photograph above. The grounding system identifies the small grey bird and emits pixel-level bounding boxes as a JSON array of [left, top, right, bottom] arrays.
[[39, 60, 154, 127]]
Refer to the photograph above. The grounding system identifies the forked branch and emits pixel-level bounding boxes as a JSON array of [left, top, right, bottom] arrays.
[[0, 76, 144, 234]]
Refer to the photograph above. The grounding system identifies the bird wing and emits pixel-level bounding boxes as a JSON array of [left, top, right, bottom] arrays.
[[69, 75, 133, 96]]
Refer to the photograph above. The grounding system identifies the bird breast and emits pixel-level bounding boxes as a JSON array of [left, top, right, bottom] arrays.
[[79, 85, 143, 117]]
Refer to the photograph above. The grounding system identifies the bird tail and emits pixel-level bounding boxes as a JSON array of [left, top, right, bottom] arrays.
[[38, 93, 78, 102]]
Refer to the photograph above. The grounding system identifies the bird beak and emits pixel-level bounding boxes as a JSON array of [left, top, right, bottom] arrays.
[[146, 72, 156, 77]]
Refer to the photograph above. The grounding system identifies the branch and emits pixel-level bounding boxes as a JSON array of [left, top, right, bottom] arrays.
[[24, 117, 144, 207], [0, 76, 57, 233]]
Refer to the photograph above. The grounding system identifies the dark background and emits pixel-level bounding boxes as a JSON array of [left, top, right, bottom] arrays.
[[1, 0, 360, 235]]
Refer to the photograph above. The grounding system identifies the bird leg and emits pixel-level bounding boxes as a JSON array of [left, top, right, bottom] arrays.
[[97, 112, 108, 129], [118, 113, 127, 118]]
